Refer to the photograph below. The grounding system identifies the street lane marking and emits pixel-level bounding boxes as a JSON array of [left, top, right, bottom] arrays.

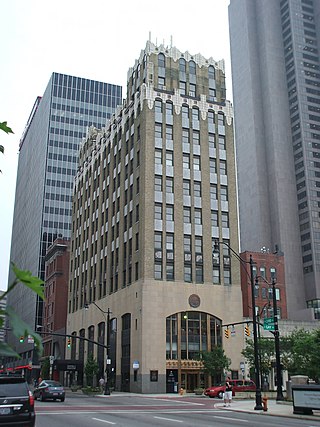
[[92, 418, 116, 425], [154, 416, 183, 423], [214, 416, 248, 422]]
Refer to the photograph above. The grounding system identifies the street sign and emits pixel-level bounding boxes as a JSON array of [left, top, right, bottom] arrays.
[[263, 318, 275, 331]]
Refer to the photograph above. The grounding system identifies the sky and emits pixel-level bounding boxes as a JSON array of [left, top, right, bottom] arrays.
[[0, 0, 232, 291]]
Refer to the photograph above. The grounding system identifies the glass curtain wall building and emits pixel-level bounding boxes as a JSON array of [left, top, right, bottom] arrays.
[[229, 0, 320, 320], [6, 73, 122, 365]]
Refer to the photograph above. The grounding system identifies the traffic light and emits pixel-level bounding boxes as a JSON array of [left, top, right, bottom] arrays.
[[245, 325, 251, 337], [67, 338, 71, 348], [19, 336, 24, 343], [224, 328, 230, 339]]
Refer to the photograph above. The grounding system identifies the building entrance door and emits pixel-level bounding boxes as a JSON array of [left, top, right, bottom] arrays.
[[181, 371, 199, 392]]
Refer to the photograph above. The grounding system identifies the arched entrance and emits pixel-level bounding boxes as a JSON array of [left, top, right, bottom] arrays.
[[166, 311, 222, 392]]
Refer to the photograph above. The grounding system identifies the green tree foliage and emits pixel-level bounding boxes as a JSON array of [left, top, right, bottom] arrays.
[[242, 337, 276, 377], [84, 354, 99, 386], [41, 357, 50, 379], [0, 121, 14, 172], [0, 264, 44, 357], [200, 346, 231, 384], [284, 328, 320, 382], [242, 329, 320, 383]]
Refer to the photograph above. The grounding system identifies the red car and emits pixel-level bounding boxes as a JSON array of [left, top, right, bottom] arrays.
[[204, 379, 256, 398]]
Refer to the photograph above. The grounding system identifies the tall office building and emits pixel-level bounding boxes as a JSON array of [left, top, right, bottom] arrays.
[[6, 74, 122, 367], [67, 41, 244, 393], [229, 0, 320, 320]]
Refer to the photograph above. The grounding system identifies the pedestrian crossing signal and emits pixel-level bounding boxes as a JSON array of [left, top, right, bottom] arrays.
[[245, 325, 251, 337], [224, 328, 230, 339]]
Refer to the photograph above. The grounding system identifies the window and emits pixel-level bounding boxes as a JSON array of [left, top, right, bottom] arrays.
[[155, 99, 162, 114], [210, 158, 216, 173], [166, 125, 173, 141], [220, 186, 228, 201], [221, 212, 229, 228], [210, 184, 217, 199], [166, 102, 173, 117], [183, 154, 190, 169], [166, 177, 174, 193], [189, 60, 196, 75], [154, 263, 162, 280], [260, 267, 266, 278], [158, 76, 165, 89], [189, 83, 196, 97], [155, 175, 162, 192], [179, 58, 186, 73], [208, 110, 215, 124], [155, 149, 162, 164], [166, 150, 174, 166], [194, 209, 202, 225], [208, 65, 215, 80], [270, 267, 277, 280], [166, 205, 174, 222], [184, 265, 192, 282], [193, 156, 201, 170], [193, 130, 200, 146], [180, 81, 186, 94], [220, 160, 227, 175], [182, 105, 189, 122], [213, 267, 220, 284], [155, 123, 162, 139], [183, 180, 191, 196], [158, 53, 165, 68], [166, 264, 174, 281], [155, 203, 162, 220], [196, 266, 203, 283], [211, 211, 218, 227], [194, 181, 201, 197], [183, 207, 191, 223], [219, 136, 226, 150], [209, 133, 215, 149], [192, 108, 199, 123], [184, 235, 192, 252], [182, 129, 189, 144], [224, 269, 231, 285], [218, 113, 225, 126]]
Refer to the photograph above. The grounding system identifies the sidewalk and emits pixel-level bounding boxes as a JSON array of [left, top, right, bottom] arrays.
[[215, 399, 320, 421]]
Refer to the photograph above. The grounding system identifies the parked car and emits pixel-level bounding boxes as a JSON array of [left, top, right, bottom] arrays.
[[204, 379, 256, 398], [34, 380, 65, 402], [0, 375, 35, 426]]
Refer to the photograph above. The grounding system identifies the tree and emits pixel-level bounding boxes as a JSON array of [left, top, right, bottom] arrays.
[[41, 357, 50, 379], [285, 328, 320, 382], [0, 121, 14, 173], [84, 354, 99, 386], [242, 337, 275, 378], [200, 346, 231, 384]]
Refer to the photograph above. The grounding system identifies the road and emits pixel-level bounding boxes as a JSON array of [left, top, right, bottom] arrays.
[[35, 393, 320, 427]]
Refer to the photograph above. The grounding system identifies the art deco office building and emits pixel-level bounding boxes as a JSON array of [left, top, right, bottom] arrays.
[[229, 0, 320, 320], [7, 74, 122, 364], [68, 41, 244, 393]]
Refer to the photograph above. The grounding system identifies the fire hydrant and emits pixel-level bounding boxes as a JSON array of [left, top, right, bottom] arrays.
[[179, 388, 184, 396], [262, 395, 268, 412]]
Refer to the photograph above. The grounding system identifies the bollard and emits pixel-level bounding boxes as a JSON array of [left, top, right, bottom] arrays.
[[262, 395, 268, 412]]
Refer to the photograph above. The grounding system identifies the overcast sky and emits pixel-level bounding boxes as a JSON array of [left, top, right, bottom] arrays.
[[0, 0, 231, 290]]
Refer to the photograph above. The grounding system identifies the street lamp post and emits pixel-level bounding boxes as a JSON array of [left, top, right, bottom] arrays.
[[255, 276, 284, 401], [84, 301, 112, 395], [271, 278, 284, 401], [214, 242, 263, 410]]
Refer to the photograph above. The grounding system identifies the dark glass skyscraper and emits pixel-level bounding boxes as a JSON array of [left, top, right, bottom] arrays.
[[229, 0, 320, 320], [7, 73, 122, 361]]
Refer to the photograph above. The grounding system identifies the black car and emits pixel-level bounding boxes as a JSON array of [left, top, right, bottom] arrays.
[[34, 380, 65, 402], [0, 375, 35, 427]]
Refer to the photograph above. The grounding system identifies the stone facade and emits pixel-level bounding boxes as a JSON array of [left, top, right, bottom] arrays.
[[67, 41, 245, 393]]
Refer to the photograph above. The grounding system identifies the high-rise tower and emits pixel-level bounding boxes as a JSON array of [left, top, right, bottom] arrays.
[[67, 42, 244, 393], [7, 74, 122, 365], [229, 0, 320, 320]]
